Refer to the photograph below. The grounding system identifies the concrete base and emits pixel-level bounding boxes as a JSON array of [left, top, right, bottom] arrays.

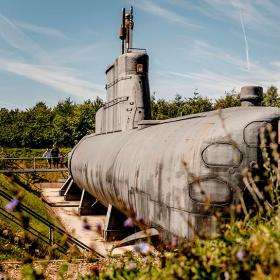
[[40, 185, 140, 257]]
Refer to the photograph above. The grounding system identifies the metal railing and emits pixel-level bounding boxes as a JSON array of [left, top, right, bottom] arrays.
[[0, 157, 68, 173], [0, 187, 102, 257]]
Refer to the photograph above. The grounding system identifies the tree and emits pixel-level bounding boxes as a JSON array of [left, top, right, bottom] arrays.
[[52, 98, 76, 146], [70, 99, 103, 144], [214, 89, 240, 109], [263, 86, 280, 107]]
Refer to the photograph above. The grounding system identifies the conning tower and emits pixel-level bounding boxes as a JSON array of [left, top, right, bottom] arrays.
[[95, 7, 151, 134]]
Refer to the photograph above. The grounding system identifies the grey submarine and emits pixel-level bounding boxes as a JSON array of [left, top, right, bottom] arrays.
[[61, 7, 280, 242]]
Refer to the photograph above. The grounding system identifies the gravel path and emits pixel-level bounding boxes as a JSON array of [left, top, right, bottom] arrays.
[[1, 259, 103, 279]]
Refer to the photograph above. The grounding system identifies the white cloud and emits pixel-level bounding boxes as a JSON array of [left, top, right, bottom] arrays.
[[50, 43, 102, 64], [239, 12, 250, 71], [0, 13, 104, 100], [155, 58, 280, 99], [271, 61, 280, 68], [14, 20, 69, 40], [0, 57, 105, 99], [184, 39, 248, 71], [168, 0, 280, 33], [0, 14, 40, 53], [135, 0, 201, 28]]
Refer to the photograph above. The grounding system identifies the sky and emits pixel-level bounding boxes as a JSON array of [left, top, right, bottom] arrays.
[[0, 0, 280, 109]]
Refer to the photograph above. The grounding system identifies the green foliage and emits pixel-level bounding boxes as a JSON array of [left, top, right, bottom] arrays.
[[0, 174, 58, 260], [214, 89, 241, 109], [1, 87, 279, 148], [151, 92, 213, 120], [0, 97, 103, 148], [0, 235, 26, 261], [263, 85, 280, 107]]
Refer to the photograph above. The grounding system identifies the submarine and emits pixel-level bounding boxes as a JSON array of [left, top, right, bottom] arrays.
[[61, 7, 280, 241]]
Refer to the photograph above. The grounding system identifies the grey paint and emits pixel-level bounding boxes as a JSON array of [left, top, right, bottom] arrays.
[[240, 86, 263, 106], [70, 107, 280, 239], [69, 8, 280, 240], [95, 51, 151, 134]]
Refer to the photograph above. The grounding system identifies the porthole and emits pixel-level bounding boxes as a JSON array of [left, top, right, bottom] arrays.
[[202, 143, 242, 168]]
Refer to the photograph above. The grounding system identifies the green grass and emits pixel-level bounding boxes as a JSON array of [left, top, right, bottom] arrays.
[[0, 236, 26, 261], [0, 174, 61, 260], [0, 147, 71, 158]]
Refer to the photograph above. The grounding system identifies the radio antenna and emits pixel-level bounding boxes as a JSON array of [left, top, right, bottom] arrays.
[[119, 6, 134, 54]]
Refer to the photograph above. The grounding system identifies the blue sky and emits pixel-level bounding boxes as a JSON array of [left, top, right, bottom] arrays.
[[0, 0, 280, 109]]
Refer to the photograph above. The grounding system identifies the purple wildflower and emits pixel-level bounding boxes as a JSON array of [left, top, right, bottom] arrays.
[[171, 236, 178, 247], [127, 263, 136, 270], [179, 261, 184, 267], [123, 217, 134, 228], [5, 198, 19, 211], [134, 241, 151, 255], [136, 216, 144, 224], [134, 243, 141, 253], [82, 219, 91, 230], [140, 241, 150, 255], [236, 249, 246, 260], [95, 221, 102, 232]]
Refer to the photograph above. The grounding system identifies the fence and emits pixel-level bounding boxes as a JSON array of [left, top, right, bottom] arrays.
[[0, 157, 68, 173]]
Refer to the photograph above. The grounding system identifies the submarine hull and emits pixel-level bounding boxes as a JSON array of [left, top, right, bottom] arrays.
[[69, 106, 280, 239]]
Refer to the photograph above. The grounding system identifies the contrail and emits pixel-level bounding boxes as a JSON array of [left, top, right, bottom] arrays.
[[239, 12, 250, 71]]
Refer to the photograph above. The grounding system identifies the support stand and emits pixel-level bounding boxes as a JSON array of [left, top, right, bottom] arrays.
[[63, 178, 82, 201], [103, 204, 135, 241], [78, 189, 107, 216], [59, 176, 72, 196]]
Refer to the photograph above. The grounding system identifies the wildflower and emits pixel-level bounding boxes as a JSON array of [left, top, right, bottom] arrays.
[[95, 221, 102, 232], [136, 216, 144, 224], [134, 242, 141, 253], [171, 236, 178, 247], [142, 257, 148, 263], [123, 217, 134, 228], [236, 249, 246, 260], [179, 261, 184, 267], [140, 242, 150, 255], [5, 198, 19, 211], [82, 219, 91, 230], [134, 241, 151, 255], [127, 262, 136, 270]]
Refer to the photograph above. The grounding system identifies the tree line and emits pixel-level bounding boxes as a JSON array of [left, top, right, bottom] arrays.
[[0, 86, 278, 148]]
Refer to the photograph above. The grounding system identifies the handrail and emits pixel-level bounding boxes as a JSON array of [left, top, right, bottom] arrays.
[[0, 157, 68, 173], [0, 187, 102, 257], [0, 207, 67, 255], [0, 157, 60, 160]]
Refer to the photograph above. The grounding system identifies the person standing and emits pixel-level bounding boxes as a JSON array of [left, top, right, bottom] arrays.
[[59, 153, 65, 168], [43, 148, 52, 168], [51, 144, 60, 168]]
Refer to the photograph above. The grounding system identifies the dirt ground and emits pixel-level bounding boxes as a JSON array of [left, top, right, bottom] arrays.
[[0, 259, 104, 279]]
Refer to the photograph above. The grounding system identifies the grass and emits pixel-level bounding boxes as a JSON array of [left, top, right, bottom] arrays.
[[0, 235, 26, 261], [0, 147, 71, 158], [0, 173, 62, 260]]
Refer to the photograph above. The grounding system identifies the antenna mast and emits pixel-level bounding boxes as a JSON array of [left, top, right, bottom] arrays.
[[119, 6, 134, 54]]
